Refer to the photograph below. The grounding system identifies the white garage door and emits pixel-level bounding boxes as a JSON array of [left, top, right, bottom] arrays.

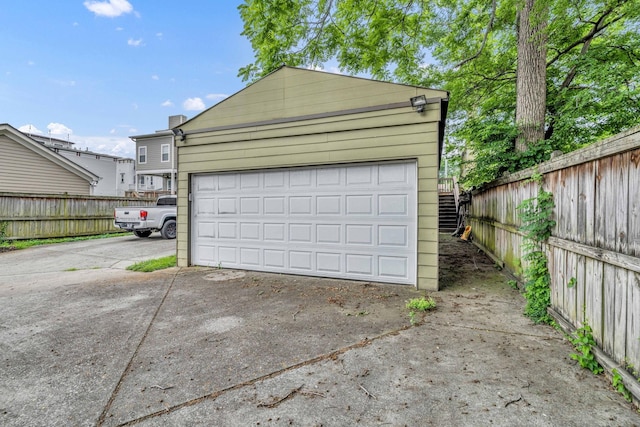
[[191, 161, 417, 285]]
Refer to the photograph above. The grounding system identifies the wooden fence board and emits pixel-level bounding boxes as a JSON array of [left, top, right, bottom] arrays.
[[565, 250, 578, 321], [585, 257, 604, 344], [615, 152, 630, 254], [613, 266, 629, 363], [629, 149, 640, 258], [627, 272, 640, 373], [576, 254, 586, 326], [602, 264, 617, 356]]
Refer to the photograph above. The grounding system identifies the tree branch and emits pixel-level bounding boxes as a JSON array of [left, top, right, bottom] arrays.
[[546, 7, 625, 67], [454, 0, 497, 68]]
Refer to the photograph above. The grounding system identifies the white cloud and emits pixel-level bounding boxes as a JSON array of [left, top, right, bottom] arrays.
[[115, 26, 124, 31], [151, 75, 159, 80], [156, 32, 163, 39], [18, 124, 43, 134], [161, 100, 174, 107], [84, 0, 134, 18], [206, 93, 228, 103], [73, 22, 80, 27], [127, 38, 144, 47], [28, 60, 35, 66], [183, 97, 205, 111], [47, 123, 73, 135]]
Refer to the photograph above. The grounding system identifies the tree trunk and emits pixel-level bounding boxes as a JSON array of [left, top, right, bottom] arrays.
[[515, 0, 548, 152]]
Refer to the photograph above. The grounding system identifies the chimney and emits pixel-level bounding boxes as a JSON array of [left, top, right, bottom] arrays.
[[168, 115, 187, 129]]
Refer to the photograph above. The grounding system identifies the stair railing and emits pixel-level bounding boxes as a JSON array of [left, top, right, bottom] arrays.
[[452, 176, 460, 212]]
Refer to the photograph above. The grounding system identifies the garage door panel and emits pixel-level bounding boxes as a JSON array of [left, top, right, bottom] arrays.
[[264, 197, 286, 214], [346, 195, 373, 215], [192, 161, 416, 285], [317, 224, 341, 244], [264, 223, 285, 241], [379, 163, 408, 185], [379, 194, 407, 215], [218, 222, 237, 239]]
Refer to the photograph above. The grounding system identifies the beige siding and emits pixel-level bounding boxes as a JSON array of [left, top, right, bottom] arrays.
[[0, 135, 90, 195], [176, 67, 447, 291], [181, 67, 445, 132]]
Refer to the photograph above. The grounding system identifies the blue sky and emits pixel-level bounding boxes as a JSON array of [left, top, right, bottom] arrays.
[[0, 1, 257, 158]]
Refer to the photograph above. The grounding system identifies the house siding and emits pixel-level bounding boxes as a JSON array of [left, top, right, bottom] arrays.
[[136, 135, 174, 171], [0, 134, 90, 195]]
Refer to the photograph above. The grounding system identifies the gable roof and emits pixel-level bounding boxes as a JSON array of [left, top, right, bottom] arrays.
[[177, 65, 449, 133], [0, 123, 99, 184]]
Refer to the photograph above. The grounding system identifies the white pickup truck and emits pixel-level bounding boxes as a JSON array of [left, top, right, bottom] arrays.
[[114, 195, 177, 239]]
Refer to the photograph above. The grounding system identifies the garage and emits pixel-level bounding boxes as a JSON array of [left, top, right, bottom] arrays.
[[175, 66, 448, 290], [192, 161, 416, 284]]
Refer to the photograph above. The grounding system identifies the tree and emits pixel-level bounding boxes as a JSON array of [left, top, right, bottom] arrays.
[[239, 0, 640, 186]]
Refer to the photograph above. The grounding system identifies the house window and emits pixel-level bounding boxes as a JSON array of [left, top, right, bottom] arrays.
[[138, 146, 147, 164], [150, 176, 154, 186], [120, 173, 125, 184], [161, 144, 170, 162], [138, 175, 145, 186]]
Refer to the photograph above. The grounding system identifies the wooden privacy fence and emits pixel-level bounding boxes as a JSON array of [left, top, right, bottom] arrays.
[[468, 126, 640, 392], [0, 193, 156, 240]]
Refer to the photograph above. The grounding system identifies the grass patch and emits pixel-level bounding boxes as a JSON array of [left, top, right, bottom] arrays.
[[0, 232, 127, 251], [127, 255, 176, 272]]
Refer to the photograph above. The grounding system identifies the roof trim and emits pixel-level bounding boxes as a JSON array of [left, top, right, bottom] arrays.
[[0, 123, 100, 183], [181, 97, 446, 137]]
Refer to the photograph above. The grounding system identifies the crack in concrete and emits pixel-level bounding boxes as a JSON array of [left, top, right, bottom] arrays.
[[114, 326, 412, 426], [96, 268, 182, 427], [427, 321, 564, 340]]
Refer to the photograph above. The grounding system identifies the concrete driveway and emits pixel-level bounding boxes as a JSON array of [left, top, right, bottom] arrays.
[[1, 235, 639, 426]]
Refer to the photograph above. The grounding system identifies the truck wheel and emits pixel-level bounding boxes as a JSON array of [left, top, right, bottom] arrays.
[[160, 219, 177, 239], [134, 230, 152, 238]]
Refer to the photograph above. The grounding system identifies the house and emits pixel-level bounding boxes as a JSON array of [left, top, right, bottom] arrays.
[[0, 123, 99, 195], [174, 66, 449, 290], [129, 115, 185, 195], [26, 133, 136, 197]]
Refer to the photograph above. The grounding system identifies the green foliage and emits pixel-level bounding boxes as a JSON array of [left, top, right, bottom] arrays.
[[517, 188, 556, 243], [612, 369, 633, 403], [569, 321, 603, 375], [239, 0, 640, 187], [517, 184, 556, 323], [406, 296, 436, 325], [0, 221, 8, 243], [567, 277, 577, 289], [508, 280, 519, 290], [521, 250, 552, 324], [126, 255, 177, 272]]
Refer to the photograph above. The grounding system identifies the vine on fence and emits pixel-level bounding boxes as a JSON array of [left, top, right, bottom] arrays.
[[517, 175, 556, 324]]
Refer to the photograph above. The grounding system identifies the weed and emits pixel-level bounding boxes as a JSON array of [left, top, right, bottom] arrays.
[[517, 184, 555, 324], [612, 369, 633, 403], [64, 268, 79, 272], [0, 221, 8, 243], [569, 321, 603, 375], [508, 280, 519, 290], [567, 277, 577, 288], [127, 255, 176, 272], [406, 296, 436, 325]]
